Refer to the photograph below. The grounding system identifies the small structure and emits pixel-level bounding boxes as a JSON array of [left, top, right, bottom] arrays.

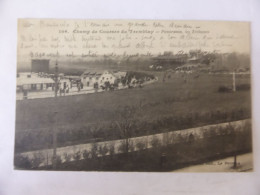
[[113, 71, 127, 79], [16, 72, 69, 92], [81, 71, 103, 87], [98, 71, 117, 86], [152, 54, 188, 70], [17, 72, 54, 91], [187, 56, 200, 64], [31, 59, 50, 73], [80, 70, 120, 89], [129, 76, 138, 87], [175, 64, 201, 73], [149, 65, 154, 69]]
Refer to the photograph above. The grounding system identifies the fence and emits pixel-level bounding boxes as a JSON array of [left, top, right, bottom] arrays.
[[15, 119, 251, 168]]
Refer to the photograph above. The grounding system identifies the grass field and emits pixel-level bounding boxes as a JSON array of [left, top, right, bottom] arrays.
[[15, 72, 251, 152]]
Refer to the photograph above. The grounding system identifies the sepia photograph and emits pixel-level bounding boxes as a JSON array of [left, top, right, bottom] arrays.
[[14, 19, 252, 172]]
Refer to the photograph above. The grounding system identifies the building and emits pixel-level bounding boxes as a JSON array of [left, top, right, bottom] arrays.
[[113, 71, 127, 79], [16, 72, 69, 92], [98, 71, 117, 86], [80, 71, 103, 87], [16, 72, 54, 91], [152, 54, 188, 70], [175, 64, 202, 73], [81, 70, 121, 88], [31, 59, 50, 73]]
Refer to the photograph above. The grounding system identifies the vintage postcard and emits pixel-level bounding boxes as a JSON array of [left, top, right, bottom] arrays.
[[15, 19, 252, 172]]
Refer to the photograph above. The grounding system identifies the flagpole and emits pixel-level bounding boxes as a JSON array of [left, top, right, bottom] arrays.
[[52, 60, 58, 169]]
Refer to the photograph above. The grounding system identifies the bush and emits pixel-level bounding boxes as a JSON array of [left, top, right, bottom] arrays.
[[56, 155, 62, 165], [52, 154, 62, 166], [90, 143, 98, 158], [218, 85, 232, 93], [151, 136, 161, 148], [118, 140, 128, 153], [82, 150, 89, 159], [98, 144, 109, 156], [31, 152, 44, 168], [73, 151, 81, 161], [162, 133, 170, 146], [63, 152, 72, 162], [14, 154, 32, 169], [176, 133, 185, 143], [129, 140, 135, 152], [108, 143, 115, 156], [236, 84, 250, 91], [136, 140, 146, 151]]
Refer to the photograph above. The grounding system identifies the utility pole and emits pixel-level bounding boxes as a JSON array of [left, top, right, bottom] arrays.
[[232, 71, 236, 92], [52, 60, 59, 169], [54, 60, 58, 97], [233, 154, 237, 169], [52, 111, 58, 169]]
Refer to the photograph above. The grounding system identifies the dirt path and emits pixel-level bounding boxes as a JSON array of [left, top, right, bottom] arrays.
[[173, 153, 253, 172], [16, 78, 158, 100]]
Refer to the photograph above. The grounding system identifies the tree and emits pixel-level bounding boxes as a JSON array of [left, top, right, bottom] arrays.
[[108, 143, 115, 157], [63, 152, 72, 163], [31, 152, 45, 168], [90, 142, 98, 159], [226, 53, 240, 92], [163, 51, 173, 56], [14, 154, 32, 169], [113, 106, 137, 153]]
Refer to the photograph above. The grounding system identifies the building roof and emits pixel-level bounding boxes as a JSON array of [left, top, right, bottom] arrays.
[[81, 70, 103, 77], [153, 55, 188, 62], [17, 77, 55, 85], [113, 71, 127, 78], [188, 56, 200, 61], [81, 70, 123, 79], [175, 63, 203, 70]]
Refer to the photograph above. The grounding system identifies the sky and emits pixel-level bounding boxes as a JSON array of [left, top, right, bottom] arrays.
[[17, 19, 251, 63]]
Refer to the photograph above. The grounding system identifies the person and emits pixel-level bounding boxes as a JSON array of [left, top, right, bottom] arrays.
[[80, 82, 83, 89], [66, 85, 69, 93], [77, 83, 80, 92], [94, 82, 98, 92], [59, 86, 62, 96], [22, 88, 28, 100], [188, 133, 195, 143]]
